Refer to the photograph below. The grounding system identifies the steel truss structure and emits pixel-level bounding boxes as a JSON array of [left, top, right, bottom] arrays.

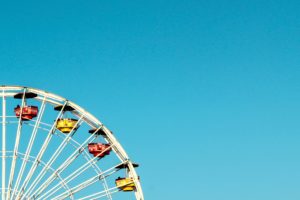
[[0, 86, 144, 200]]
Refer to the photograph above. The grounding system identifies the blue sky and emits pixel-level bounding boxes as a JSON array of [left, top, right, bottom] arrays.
[[0, 0, 300, 199]]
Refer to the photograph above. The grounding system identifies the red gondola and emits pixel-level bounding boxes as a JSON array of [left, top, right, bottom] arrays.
[[88, 143, 111, 158], [14, 105, 38, 120]]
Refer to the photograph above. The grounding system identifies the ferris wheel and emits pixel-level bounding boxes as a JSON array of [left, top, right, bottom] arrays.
[[0, 86, 144, 200]]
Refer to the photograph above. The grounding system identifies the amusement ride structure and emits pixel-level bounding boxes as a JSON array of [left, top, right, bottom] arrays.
[[0, 86, 144, 200]]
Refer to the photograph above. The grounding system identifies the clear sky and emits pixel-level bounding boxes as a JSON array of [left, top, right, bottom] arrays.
[[0, 0, 300, 199]]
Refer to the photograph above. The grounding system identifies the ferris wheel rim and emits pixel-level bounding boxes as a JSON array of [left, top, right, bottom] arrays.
[[0, 85, 144, 200]]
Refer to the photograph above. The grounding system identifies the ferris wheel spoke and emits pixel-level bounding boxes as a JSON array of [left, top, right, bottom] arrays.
[[11, 96, 47, 198], [38, 161, 123, 200], [56, 129, 113, 200], [2, 90, 7, 200], [42, 162, 122, 200], [78, 189, 120, 200], [16, 101, 68, 199], [15, 152, 73, 200], [50, 176, 99, 200], [0, 86, 144, 200], [33, 146, 109, 199], [61, 169, 120, 200], [7, 89, 27, 200], [27, 127, 103, 198], [82, 144, 114, 200], [77, 181, 134, 200], [23, 115, 84, 198]]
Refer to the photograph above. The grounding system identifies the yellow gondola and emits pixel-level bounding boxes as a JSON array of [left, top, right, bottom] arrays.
[[115, 177, 136, 191], [56, 118, 78, 133]]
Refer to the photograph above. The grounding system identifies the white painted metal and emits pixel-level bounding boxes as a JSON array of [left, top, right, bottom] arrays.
[[12, 97, 46, 198], [0, 86, 144, 200], [0, 150, 72, 199], [27, 127, 102, 197], [22, 115, 84, 199], [7, 89, 26, 200], [2, 90, 6, 200], [38, 145, 117, 199], [16, 101, 68, 199], [48, 162, 123, 200]]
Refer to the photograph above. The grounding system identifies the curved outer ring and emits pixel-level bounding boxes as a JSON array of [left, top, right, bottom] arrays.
[[0, 85, 144, 200]]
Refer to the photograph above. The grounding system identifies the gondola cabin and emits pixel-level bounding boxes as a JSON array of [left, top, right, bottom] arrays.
[[56, 118, 78, 133], [88, 143, 111, 158], [14, 105, 38, 120], [115, 177, 136, 191]]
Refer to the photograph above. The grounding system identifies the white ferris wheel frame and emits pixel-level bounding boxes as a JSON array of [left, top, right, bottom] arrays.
[[0, 85, 144, 200]]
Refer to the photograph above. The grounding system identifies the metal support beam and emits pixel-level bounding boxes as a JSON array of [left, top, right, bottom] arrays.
[[2, 90, 6, 200]]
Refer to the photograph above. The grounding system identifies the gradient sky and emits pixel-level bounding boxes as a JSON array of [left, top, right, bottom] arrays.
[[0, 0, 300, 199]]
